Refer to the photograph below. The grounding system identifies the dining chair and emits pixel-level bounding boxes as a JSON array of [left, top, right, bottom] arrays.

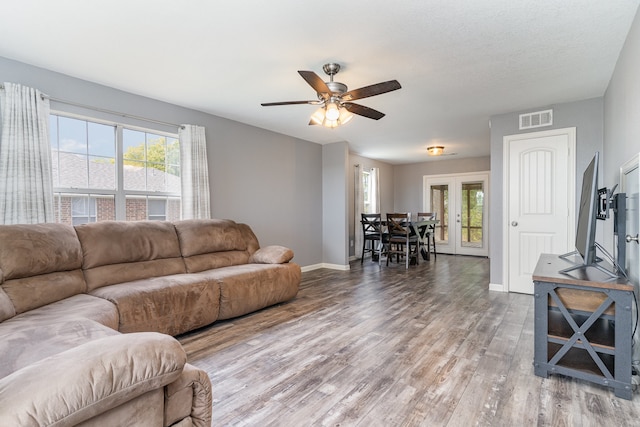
[[417, 212, 437, 260], [385, 213, 419, 268], [360, 213, 385, 264]]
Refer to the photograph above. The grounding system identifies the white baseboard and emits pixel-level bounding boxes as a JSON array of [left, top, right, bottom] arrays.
[[301, 263, 351, 272], [489, 282, 507, 292]]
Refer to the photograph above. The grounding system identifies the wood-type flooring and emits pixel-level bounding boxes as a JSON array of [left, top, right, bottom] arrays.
[[178, 254, 640, 426]]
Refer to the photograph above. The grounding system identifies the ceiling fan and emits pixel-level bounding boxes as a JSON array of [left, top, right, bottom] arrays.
[[261, 63, 401, 127]]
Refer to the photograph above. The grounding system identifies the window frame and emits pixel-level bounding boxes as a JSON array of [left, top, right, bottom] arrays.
[[362, 170, 371, 214], [70, 195, 97, 225], [50, 111, 181, 224]]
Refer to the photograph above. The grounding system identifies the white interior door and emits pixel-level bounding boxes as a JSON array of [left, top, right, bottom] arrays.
[[504, 128, 576, 294], [423, 172, 489, 257]]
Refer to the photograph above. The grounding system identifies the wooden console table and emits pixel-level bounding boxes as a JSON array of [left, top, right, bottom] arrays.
[[532, 253, 634, 400]]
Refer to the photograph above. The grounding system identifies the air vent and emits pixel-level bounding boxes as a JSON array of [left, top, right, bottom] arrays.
[[519, 109, 553, 130]]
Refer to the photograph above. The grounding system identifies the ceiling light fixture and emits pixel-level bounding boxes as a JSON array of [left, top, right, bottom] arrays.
[[427, 146, 445, 156], [309, 104, 354, 128], [325, 102, 340, 121]]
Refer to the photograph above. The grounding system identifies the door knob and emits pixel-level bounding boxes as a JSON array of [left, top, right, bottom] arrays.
[[511, 221, 518, 227], [626, 234, 639, 244]]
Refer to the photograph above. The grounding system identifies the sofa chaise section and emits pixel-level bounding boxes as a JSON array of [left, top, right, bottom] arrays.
[[0, 333, 190, 426], [0, 222, 213, 426]]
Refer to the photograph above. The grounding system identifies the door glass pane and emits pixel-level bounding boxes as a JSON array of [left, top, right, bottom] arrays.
[[461, 182, 484, 248], [430, 185, 448, 243]]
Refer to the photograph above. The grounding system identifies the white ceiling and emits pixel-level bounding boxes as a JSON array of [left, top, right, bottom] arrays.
[[0, 1, 638, 164]]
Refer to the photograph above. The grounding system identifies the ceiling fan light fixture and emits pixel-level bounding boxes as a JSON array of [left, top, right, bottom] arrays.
[[262, 62, 401, 127], [427, 145, 445, 156], [310, 105, 354, 128], [325, 102, 340, 121], [338, 107, 354, 125], [310, 107, 325, 125]]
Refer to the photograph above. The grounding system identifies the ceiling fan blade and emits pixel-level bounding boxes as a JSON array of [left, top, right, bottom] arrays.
[[341, 80, 401, 101], [298, 70, 332, 99], [261, 100, 317, 106], [344, 102, 386, 120]]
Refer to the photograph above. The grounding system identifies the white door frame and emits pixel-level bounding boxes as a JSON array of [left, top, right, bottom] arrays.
[[501, 127, 576, 293], [620, 152, 639, 284], [619, 152, 639, 363]]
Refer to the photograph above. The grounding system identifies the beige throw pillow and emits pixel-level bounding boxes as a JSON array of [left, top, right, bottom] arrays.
[[249, 245, 294, 264]]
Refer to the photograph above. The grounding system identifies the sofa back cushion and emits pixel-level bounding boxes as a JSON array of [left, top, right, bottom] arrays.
[[0, 223, 85, 320], [75, 221, 185, 291], [173, 219, 253, 273]]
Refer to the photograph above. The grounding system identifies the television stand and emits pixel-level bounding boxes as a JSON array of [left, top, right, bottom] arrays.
[[533, 253, 634, 400]]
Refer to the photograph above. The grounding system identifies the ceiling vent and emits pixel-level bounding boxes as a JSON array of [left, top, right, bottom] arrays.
[[519, 109, 553, 130]]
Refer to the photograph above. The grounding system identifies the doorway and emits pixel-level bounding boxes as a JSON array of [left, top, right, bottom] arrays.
[[620, 153, 639, 285], [503, 127, 576, 294], [423, 172, 489, 257]]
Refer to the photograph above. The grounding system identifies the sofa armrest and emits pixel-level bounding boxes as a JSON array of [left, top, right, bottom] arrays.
[[248, 245, 294, 264], [0, 332, 186, 427], [164, 363, 212, 427]]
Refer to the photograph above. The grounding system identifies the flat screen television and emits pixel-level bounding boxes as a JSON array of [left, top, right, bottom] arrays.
[[575, 151, 599, 264], [559, 152, 603, 274]]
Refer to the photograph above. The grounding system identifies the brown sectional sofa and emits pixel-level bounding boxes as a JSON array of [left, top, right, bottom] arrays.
[[0, 219, 301, 426]]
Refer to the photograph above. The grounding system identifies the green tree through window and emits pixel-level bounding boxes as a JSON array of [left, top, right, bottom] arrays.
[[123, 137, 180, 176]]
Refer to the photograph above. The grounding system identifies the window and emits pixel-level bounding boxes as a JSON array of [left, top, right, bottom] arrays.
[[50, 114, 180, 225], [148, 198, 168, 221], [361, 168, 378, 214], [362, 170, 372, 213], [71, 196, 96, 225]]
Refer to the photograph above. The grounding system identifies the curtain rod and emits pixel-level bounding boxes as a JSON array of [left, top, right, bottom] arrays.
[[0, 84, 184, 129]]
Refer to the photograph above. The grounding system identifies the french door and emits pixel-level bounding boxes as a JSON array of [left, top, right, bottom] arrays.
[[423, 172, 489, 256]]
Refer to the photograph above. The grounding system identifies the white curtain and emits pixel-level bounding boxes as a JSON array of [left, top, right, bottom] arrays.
[[179, 124, 211, 219], [354, 164, 364, 259], [0, 82, 53, 224], [371, 167, 380, 213]]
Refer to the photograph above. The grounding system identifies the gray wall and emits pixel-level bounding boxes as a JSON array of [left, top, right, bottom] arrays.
[[0, 56, 324, 267], [322, 142, 349, 267], [489, 97, 604, 287], [393, 156, 491, 214], [603, 6, 640, 251]]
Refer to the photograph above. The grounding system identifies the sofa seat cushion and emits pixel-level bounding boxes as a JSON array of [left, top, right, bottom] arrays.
[[6, 293, 119, 331], [90, 274, 220, 336], [0, 333, 186, 427], [0, 315, 119, 379], [197, 263, 301, 320]]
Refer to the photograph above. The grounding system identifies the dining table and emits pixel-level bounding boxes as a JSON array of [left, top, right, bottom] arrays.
[[409, 219, 439, 261], [372, 218, 439, 264]]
